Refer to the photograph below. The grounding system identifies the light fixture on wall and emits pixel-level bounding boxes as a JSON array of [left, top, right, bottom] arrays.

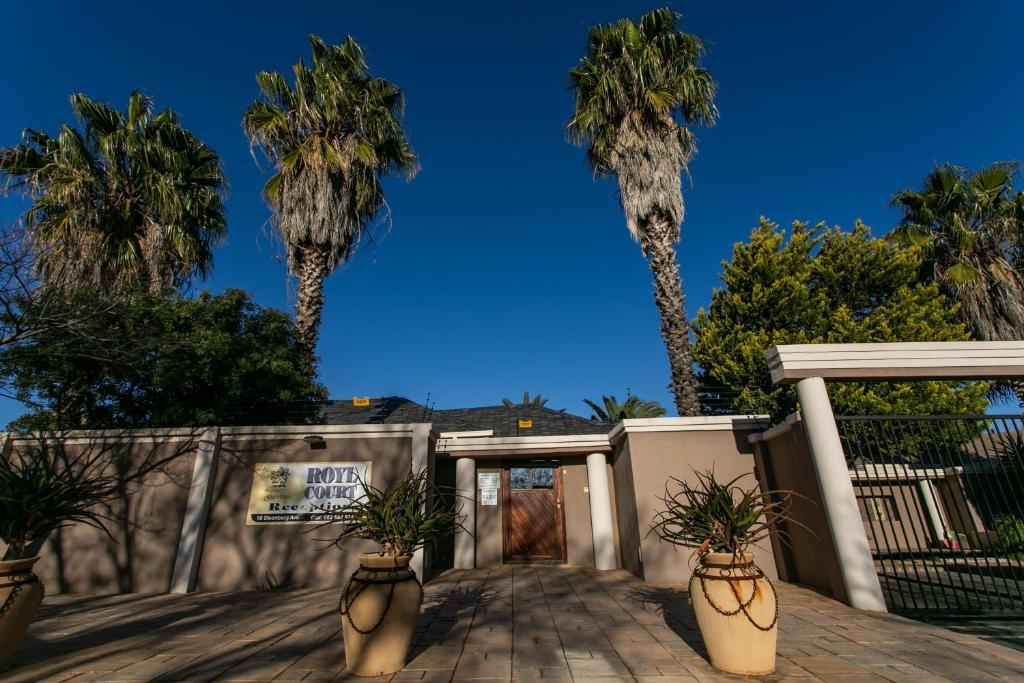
[[303, 434, 327, 450]]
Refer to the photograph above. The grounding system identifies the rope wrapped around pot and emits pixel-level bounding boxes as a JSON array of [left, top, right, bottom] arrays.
[[691, 554, 778, 632], [339, 564, 423, 635], [0, 571, 44, 619]]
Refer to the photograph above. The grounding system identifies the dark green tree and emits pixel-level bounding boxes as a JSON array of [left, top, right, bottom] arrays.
[[4, 289, 326, 429], [693, 219, 988, 420]]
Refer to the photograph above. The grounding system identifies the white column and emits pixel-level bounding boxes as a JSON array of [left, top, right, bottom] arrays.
[[410, 425, 431, 579], [454, 457, 476, 569], [918, 479, 946, 543], [170, 427, 221, 593], [797, 376, 887, 611], [586, 452, 617, 570]]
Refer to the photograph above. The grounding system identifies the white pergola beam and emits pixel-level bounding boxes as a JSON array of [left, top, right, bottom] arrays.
[[766, 341, 1024, 384]]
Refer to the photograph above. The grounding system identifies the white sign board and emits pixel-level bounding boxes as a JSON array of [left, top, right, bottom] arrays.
[[480, 487, 499, 506], [246, 461, 370, 525], [477, 472, 500, 489]]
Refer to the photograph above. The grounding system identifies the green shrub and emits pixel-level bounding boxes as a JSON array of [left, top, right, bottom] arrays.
[[994, 514, 1024, 557]]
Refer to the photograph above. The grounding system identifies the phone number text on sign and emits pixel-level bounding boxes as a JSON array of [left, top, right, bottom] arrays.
[[246, 461, 370, 525]]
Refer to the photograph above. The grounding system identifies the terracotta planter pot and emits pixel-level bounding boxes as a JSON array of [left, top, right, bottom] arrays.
[[340, 553, 422, 676], [689, 552, 777, 676], [0, 556, 44, 671]]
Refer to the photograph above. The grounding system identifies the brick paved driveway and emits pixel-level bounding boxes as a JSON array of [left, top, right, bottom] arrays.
[[4, 566, 1024, 682]]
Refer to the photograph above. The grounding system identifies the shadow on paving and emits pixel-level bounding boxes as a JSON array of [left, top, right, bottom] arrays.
[[918, 615, 1024, 654], [6, 566, 1024, 682], [627, 583, 708, 656], [2, 588, 344, 682]]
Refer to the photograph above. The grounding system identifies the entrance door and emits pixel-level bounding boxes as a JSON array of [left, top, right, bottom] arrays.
[[502, 461, 566, 563]]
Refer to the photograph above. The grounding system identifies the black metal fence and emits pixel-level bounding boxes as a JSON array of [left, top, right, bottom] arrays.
[[836, 415, 1024, 615]]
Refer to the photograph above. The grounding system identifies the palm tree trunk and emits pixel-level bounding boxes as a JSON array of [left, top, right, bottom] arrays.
[[295, 246, 329, 351], [645, 221, 701, 416]]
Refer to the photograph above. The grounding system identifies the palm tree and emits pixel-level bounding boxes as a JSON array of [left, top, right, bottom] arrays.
[[502, 392, 549, 409], [0, 92, 226, 294], [567, 8, 717, 416], [891, 163, 1024, 343], [243, 35, 417, 350], [584, 394, 666, 421]]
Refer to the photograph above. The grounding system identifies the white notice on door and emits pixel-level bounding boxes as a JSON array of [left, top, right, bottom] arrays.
[[480, 487, 499, 506], [477, 472, 500, 489]]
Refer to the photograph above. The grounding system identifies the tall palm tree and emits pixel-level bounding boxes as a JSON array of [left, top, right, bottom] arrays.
[[0, 91, 226, 294], [891, 163, 1024, 343], [567, 8, 717, 416], [243, 35, 417, 350], [584, 394, 666, 421]]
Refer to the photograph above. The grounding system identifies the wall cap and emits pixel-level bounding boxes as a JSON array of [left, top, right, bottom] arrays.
[[439, 429, 494, 438], [437, 433, 612, 456], [8, 423, 433, 445], [608, 415, 770, 444], [748, 413, 802, 443]]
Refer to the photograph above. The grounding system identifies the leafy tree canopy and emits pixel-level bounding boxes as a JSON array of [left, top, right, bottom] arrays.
[[693, 219, 988, 421], [4, 289, 326, 430], [0, 91, 226, 295]]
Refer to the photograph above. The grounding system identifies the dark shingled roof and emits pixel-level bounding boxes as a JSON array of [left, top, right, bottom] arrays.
[[319, 397, 609, 437]]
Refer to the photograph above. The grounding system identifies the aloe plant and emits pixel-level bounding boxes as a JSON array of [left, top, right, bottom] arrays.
[[651, 468, 794, 557], [328, 468, 465, 558], [1, 448, 115, 561]]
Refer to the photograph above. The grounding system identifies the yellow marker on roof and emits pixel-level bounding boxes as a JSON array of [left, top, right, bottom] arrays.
[[518, 419, 533, 429], [352, 397, 370, 407]]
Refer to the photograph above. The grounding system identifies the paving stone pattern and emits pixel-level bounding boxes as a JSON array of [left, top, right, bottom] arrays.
[[5, 566, 1024, 682]]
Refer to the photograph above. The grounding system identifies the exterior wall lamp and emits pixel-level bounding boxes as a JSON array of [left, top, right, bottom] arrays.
[[303, 435, 327, 450]]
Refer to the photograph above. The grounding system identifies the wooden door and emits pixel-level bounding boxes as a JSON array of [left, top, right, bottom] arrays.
[[502, 462, 566, 563]]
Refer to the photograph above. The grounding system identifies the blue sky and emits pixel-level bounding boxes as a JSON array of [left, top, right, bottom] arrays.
[[2, 1, 1023, 422]]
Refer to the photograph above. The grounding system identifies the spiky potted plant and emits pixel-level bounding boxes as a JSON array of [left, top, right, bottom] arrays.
[[651, 469, 793, 676], [0, 447, 113, 670], [331, 469, 464, 676]]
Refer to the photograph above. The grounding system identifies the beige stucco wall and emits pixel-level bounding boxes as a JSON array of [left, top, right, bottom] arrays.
[[614, 428, 779, 584], [466, 455, 614, 568], [475, 464, 504, 567], [560, 457, 618, 567], [197, 435, 412, 591], [854, 482, 934, 552], [612, 441, 642, 576], [753, 421, 845, 600], [20, 435, 202, 594]]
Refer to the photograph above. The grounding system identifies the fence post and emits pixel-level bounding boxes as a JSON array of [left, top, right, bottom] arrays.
[[797, 376, 887, 611]]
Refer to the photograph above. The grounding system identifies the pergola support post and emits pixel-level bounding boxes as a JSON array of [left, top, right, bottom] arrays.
[[586, 452, 617, 570], [797, 376, 887, 612]]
